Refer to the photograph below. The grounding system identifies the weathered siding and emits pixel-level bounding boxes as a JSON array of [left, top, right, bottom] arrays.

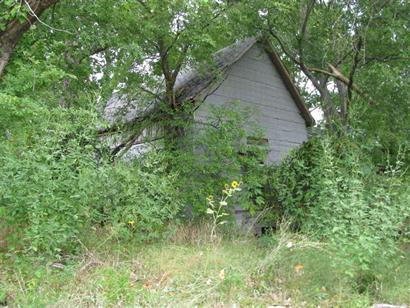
[[195, 44, 309, 163]]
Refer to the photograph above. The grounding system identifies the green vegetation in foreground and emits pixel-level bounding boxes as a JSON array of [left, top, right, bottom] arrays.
[[1, 230, 409, 307]]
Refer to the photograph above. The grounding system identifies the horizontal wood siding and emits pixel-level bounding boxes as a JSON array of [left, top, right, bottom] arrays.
[[196, 44, 308, 163]]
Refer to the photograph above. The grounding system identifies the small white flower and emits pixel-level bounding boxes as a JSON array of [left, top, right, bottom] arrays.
[[286, 241, 293, 248], [219, 201, 227, 206], [219, 269, 225, 280]]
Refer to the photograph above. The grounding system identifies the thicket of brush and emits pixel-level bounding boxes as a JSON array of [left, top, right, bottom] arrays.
[[1, 97, 409, 306]]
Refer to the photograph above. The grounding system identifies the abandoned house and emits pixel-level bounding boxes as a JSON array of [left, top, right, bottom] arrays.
[[105, 37, 315, 232], [106, 37, 314, 163]]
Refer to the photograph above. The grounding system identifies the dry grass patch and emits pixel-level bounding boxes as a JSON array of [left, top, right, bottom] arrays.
[[1, 231, 408, 307]]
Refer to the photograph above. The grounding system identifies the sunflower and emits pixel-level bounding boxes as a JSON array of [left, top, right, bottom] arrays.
[[231, 180, 239, 188]]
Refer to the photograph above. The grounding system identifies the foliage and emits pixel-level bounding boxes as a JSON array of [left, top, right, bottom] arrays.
[[233, 0, 410, 131], [82, 152, 181, 242], [0, 94, 98, 254], [169, 103, 268, 218], [267, 132, 410, 275], [0, 94, 180, 255], [0, 1, 29, 31], [0, 4, 409, 305]]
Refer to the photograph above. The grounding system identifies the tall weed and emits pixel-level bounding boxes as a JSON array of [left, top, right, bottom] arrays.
[[267, 133, 409, 278], [0, 96, 180, 255]]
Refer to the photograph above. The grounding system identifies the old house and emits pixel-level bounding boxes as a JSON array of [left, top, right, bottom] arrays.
[[174, 37, 314, 163], [106, 37, 314, 162], [105, 38, 314, 231]]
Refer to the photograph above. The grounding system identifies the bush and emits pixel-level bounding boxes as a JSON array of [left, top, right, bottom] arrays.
[[81, 152, 181, 241], [0, 96, 98, 255], [170, 103, 268, 218], [264, 138, 323, 225], [0, 96, 180, 255], [266, 133, 410, 276]]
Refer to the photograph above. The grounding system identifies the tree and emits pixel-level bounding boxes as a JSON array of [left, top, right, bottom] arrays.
[[233, 0, 409, 128], [2, 0, 407, 163], [0, 0, 60, 77], [94, 0, 240, 157]]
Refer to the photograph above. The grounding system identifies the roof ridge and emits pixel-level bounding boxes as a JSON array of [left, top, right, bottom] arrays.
[[174, 38, 257, 101], [174, 37, 314, 127], [106, 38, 314, 127]]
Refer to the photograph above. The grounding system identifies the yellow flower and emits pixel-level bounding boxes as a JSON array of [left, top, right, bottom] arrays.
[[231, 180, 239, 188], [128, 220, 135, 226], [294, 263, 304, 272], [207, 195, 214, 201]]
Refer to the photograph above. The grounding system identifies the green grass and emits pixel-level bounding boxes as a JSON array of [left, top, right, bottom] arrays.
[[1, 231, 409, 307]]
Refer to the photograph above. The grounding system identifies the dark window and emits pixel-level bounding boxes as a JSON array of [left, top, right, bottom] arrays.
[[246, 136, 269, 146]]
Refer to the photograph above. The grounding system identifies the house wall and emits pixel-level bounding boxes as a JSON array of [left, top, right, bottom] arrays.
[[195, 44, 309, 163]]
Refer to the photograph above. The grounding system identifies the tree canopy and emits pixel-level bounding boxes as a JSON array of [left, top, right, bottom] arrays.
[[2, 0, 408, 152]]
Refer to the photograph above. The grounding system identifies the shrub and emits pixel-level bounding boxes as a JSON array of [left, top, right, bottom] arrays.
[[0, 96, 180, 255], [81, 152, 181, 241], [264, 138, 323, 226], [170, 103, 268, 218], [0, 97, 98, 255], [266, 133, 410, 276]]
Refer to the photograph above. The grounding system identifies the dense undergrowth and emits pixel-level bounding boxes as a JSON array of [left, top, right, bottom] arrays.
[[0, 94, 182, 254], [267, 133, 410, 277], [1, 93, 409, 307]]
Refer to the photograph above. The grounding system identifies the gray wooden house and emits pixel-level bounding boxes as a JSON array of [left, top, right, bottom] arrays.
[[106, 38, 314, 231], [106, 38, 314, 162], [173, 37, 314, 163]]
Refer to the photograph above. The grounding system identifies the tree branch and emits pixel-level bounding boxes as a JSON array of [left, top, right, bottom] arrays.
[[23, 0, 72, 34], [298, 0, 316, 63], [0, 0, 60, 78], [347, 36, 362, 102], [308, 64, 376, 105], [172, 44, 190, 81], [267, 29, 300, 65]]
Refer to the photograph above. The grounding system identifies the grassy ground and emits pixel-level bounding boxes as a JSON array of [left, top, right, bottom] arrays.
[[1, 228, 409, 307]]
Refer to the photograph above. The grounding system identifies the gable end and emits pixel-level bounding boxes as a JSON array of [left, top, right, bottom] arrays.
[[261, 40, 314, 127]]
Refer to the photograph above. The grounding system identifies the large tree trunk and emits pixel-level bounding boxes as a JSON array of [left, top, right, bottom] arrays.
[[0, 0, 59, 78], [336, 79, 349, 125]]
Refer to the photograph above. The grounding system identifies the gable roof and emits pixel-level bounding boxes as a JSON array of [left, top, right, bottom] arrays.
[[105, 38, 314, 127], [174, 38, 315, 127]]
